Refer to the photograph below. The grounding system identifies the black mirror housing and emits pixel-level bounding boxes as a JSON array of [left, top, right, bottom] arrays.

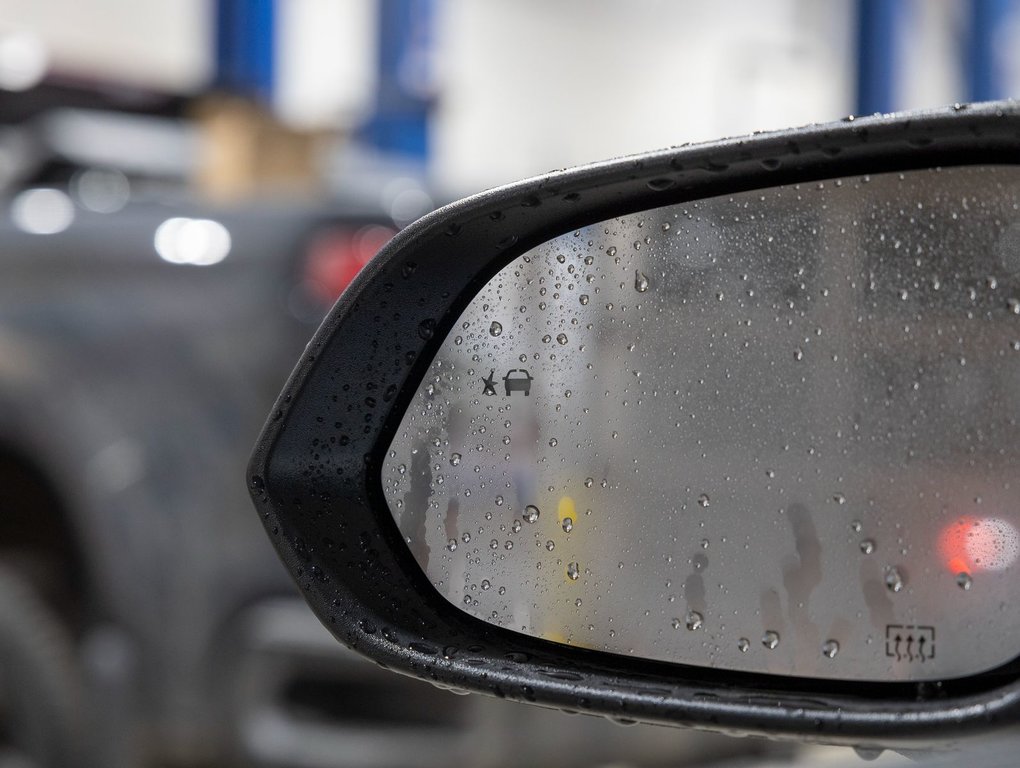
[[250, 101, 1020, 749]]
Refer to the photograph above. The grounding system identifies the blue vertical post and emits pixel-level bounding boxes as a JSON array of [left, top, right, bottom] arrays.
[[360, 0, 433, 162], [855, 0, 908, 115], [214, 0, 276, 102], [966, 0, 1017, 102]]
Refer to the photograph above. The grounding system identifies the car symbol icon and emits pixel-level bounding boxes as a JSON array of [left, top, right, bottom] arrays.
[[503, 369, 533, 396]]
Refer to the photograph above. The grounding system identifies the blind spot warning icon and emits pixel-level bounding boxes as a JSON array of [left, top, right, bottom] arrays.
[[503, 369, 533, 396]]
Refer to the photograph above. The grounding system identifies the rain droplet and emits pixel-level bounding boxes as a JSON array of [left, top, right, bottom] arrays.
[[634, 271, 649, 292], [685, 611, 703, 631], [556, 333, 568, 345], [607, 246, 617, 257], [562, 517, 573, 533], [793, 348, 804, 362], [956, 572, 973, 591], [495, 495, 505, 506], [833, 493, 846, 505], [417, 319, 435, 340], [546, 540, 555, 551], [579, 294, 590, 305], [511, 520, 522, 533], [885, 567, 904, 593], [446, 539, 457, 552], [737, 637, 750, 653], [1009, 298, 1020, 315], [524, 505, 541, 523], [762, 630, 780, 650], [860, 539, 875, 555], [481, 579, 491, 590], [450, 453, 462, 466], [822, 639, 840, 658], [489, 321, 503, 337], [697, 493, 710, 508], [584, 477, 594, 488], [566, 562, 580, 581]]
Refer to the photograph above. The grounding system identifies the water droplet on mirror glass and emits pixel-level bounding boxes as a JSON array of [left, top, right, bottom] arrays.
[[446, 539, 457, 552], [546, 540, 555, 551], [579, 294, 589, 305], [562, 517, 573, 533], [885, 567, 904, 593], [449, 453, 461, 466], [957, 572, 973, 590], [556, 333, 568, 345], [860, 539, 875, 555], [524, 505, 541, 523], [762, 630, 780, 650], [685, 611, 703, 631], [697, 493, 710, 508], [584, 477, 594, 488], [634, 271, 649, 292], [822, 639, 840, 658], [489, 321, 503, 337], [737, 637, 750, 653], [567, 562, 580, 581]]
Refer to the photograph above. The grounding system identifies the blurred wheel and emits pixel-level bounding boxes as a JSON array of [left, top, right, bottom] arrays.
[[0, 566, 83, 768]]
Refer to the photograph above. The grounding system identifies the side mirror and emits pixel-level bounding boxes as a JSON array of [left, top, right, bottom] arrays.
[[250, 102, 1020, 750]]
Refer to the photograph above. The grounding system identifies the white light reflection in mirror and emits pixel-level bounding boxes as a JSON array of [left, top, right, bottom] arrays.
[[383, 166, 1020, 681]]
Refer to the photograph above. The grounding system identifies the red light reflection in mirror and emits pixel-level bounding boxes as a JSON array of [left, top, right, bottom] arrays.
[[938, 516, 1019, 575]]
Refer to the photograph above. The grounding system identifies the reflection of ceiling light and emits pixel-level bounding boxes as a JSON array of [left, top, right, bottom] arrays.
[[154, 217, 231, 266], [11, 188, 74, 234], [0, 31, 47, 91]]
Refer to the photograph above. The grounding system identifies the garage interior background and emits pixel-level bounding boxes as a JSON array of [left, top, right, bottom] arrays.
[[0, 0, 1016, 198]]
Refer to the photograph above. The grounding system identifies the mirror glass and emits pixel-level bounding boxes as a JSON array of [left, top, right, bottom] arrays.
[[382, 166, 1020, 681]]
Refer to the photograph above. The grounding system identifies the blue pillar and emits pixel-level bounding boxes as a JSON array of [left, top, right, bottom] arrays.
[[360, 0, 433, 162], [855, 0, 908, 115], [966, 0, 1018, 102], [214, 0, 276, 102]]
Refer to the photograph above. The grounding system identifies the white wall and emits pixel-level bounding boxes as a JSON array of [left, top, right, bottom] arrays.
[[431, 0, 855, 194], [275, 0, 379, 129], [0, 0, 211, 91]]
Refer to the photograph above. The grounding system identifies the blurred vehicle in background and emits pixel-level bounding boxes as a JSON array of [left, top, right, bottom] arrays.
[[0, 97, 777, 768]]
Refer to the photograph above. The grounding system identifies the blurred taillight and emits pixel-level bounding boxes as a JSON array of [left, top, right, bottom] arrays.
[[304, 224, 396, 304]]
